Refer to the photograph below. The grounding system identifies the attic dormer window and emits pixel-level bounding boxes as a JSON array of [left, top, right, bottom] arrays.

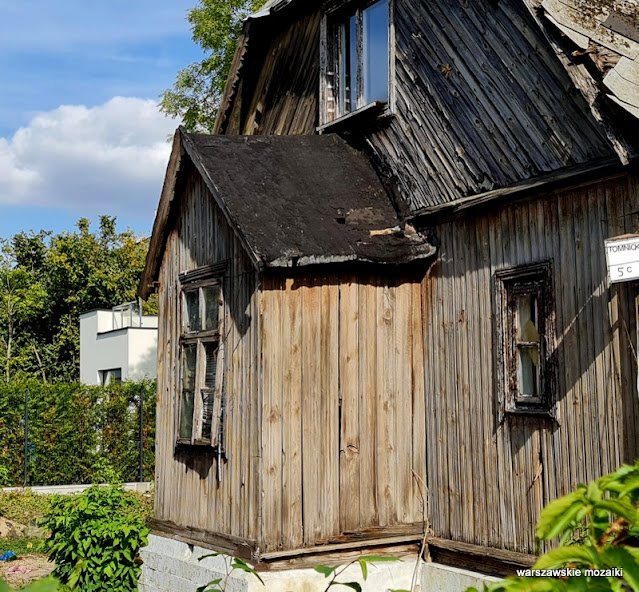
[[320, 0, 392, 129]]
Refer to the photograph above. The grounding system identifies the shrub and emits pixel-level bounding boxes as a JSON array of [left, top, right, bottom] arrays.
[[41, 485, 149, 592], [468, 460, 639, 591], [0, 380, 155, 486]]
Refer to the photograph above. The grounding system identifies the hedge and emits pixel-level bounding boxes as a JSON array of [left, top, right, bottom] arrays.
[[0, 380, 155, 486]]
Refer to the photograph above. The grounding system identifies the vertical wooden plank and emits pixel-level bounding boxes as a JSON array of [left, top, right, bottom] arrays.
[[281, 277, 303, 547], [339, 274, 361, 532], [320, 278, 340, 538], [302, 277, 322, 544], [394, 277, 413, 524], [261, 278, 283, 550], [358, 275, 379, 528], [411, 276, 428, 528], [376, 278, 397, 526]]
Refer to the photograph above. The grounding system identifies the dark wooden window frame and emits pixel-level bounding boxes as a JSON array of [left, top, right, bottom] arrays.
[[319, 0, 395, 130], [495, 261, 556, 421], [176, 262, 227, 451]]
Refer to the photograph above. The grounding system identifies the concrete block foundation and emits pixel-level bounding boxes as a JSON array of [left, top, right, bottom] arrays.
[[139, 534, 500, 592]]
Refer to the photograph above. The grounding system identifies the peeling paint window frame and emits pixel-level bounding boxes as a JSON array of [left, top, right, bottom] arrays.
[[320, 0, 394, 126], [177, 269, 226, 450], [495, 261, 555, 420]]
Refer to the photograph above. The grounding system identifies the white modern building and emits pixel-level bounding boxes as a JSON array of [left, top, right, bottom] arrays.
[[80, 302, 158, 385]]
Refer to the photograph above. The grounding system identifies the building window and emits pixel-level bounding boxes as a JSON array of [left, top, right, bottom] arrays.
[[178, 265, 226, 448], [495, 262, 555, 418], [321, 0, 391, 125], [100, 368, 121, 386]]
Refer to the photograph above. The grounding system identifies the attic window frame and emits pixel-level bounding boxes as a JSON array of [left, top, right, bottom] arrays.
[[319, 0, 395, 129], [494, 261, 556, 421], [176, 263, 227, 450]]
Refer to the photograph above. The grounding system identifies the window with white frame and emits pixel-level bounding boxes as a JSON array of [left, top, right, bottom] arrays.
[[178, 265, 226, 448], [322, 0, 391, 124], [495, 262, 555, 418]]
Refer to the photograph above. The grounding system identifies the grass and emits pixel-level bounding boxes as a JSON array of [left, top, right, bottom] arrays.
[[0, 537, 44, 556], [0, 492, 51, 526]]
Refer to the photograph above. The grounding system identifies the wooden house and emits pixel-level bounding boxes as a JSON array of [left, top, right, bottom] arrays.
[[139, 0, 639, 586]]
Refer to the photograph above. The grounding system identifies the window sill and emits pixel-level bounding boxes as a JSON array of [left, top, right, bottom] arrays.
[[174, 440, 217, 454], [317, 101, 391, 133], [503, 407, 556, 422]]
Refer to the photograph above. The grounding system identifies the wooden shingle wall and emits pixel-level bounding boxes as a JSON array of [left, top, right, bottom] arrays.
[[155, 169, 261, 543], [423, 174, 639, 553], [259, 271, 428, 553]]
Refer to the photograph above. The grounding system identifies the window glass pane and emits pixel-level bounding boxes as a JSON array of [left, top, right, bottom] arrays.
[[517, 293, 539, 343], [517, 346, 539, 397], [183, 344, 197, 392], [179, 391, 194, 439], [363, 0, 389, 104], [184, 290, 200, 333], [202, 285, 220, 331]]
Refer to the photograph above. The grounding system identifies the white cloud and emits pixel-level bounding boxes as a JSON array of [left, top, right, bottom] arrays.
[[0, 97, 178, 220]]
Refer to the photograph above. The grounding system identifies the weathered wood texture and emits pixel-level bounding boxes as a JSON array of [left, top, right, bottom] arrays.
[[423, 174, 639, 553], [220, 7, 321, 136], [366, 0, 613, 213], [219, 0, 615, 214], [259, 271, 428, 553], [155, 168, 261, 542]]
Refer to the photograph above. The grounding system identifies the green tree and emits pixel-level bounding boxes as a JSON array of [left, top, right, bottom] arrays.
[[0, 217, 155, 382], [160, 0, 267, 132], [0, 244, 47, 382]]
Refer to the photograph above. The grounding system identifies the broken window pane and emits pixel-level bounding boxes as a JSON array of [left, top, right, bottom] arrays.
[[201, 389, 214, 442], [204, 342, 218, 389], [517, 293, 539, 343]]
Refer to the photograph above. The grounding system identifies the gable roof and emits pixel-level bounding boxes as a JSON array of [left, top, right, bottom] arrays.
[[138, 129, 435, 298]]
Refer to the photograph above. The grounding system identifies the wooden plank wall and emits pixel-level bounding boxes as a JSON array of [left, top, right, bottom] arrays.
[[424, 174, 639, 553], [155, 169, 261, 542], [219, 0, 614, 216], [222, 8, 321, 136], [259, 271, 428, 553]]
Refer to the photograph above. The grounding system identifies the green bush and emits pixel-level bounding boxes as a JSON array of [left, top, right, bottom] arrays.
[[468, 461, 639, 591], [41, 485, 149, 592], [0, 380, 155, 486]]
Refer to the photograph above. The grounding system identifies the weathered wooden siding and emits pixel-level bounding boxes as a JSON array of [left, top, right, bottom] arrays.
[[363, 0, 613, 213], [424, 174, 639, 553], [221, 7, 321, 136], [259, 271, 428, 553], [220, 0, 615, 215], [155, 168, 261, 542]]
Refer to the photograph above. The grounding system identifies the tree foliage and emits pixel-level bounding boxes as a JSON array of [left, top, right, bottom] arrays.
[[468, 461, 639, 592], [0, 217, 155, 383], [159, 0, 267, 132]]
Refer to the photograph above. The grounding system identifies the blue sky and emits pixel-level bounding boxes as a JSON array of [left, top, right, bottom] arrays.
[[0, 0, 206, 239]]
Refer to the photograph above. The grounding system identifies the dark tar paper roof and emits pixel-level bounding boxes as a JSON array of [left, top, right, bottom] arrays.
[[183, 132, 435, 268]]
